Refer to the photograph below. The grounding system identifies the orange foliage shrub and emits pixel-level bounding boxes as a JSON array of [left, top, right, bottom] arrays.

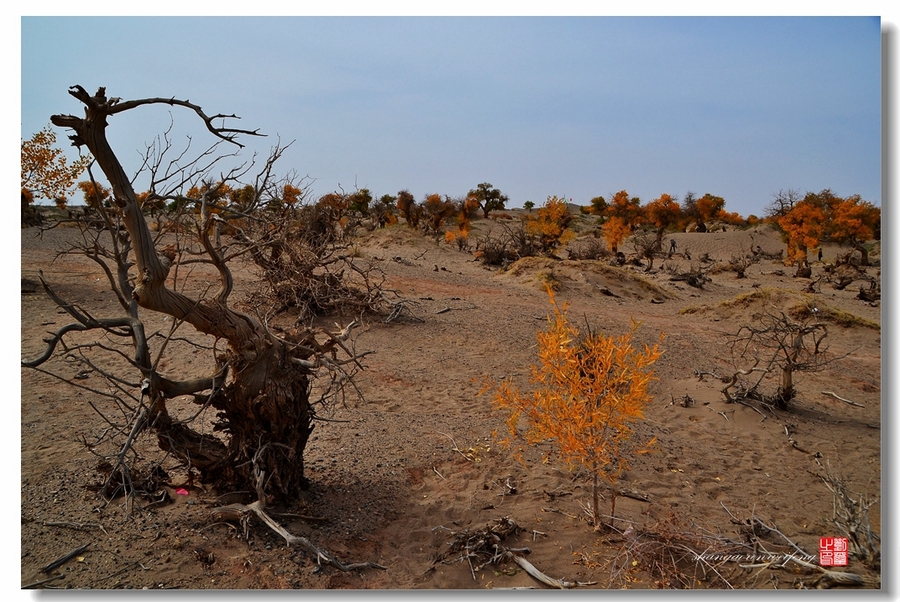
[[491, 290, 662, 528], [601, 216, 631, 253], [644, 193, 681, 248], [396, 190, 419, 228], [599, 190, 643, 253], [696, 193, 726, 224], [719, 211, 747, 227], [779, 190, 881, 267], [317, 192, 350, 220], [777, 200, 826, 265], [77, 180, 111, 208], [525, 196, 575, 253], [422, 193, 456, 235], [282, 184, 304, 206], [445, 228, 470, 251], [22, 125, 91, 208], [827, 194, 880, 265]]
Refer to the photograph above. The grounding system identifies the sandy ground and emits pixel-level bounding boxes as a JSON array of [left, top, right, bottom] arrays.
[[18, 218, 882, 591]]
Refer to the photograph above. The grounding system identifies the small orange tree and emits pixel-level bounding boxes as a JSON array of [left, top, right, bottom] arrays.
[[601, 190, 642, 253], [777, 199, 826, 266], [22, 125, 91, 208], [644, 193, 682, 250], [524, 195, 575, 254], [396, 189, 420, 228], [601, 215, 631, 254], [491, 290, 662, 529], [824, 193, 880, 266]]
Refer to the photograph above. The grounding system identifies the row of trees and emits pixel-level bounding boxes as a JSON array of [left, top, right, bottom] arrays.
[[580, 190, 749, 254], [771, 189, 880, 267], [22, 126, 880, 271]]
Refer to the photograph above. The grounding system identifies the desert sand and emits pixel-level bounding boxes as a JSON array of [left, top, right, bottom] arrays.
[[20, 215, 881, 590]]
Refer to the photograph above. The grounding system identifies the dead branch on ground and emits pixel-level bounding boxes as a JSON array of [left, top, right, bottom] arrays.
[[668, 264, 711, 288], [430, 517, 596, 588], [820, 391, 864, 407], [210, 454, 385, 572], [814, 458, 880, 570]]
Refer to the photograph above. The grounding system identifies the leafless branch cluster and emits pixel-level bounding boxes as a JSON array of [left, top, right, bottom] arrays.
[[566, 236, 609, 261], [231, 203, 389, 324], [431, 516, 527, 577], [667, 263, 711, 289], [601, 513, 747, 589], [430, 517, 595, 588], [25, 86, 382, 504], [628, 230, 661, 271], [720, 502, 879, 589], [814, 459, 881, 570], [209, 453, 386, 573], [724, 307, 831, 409], [474, 221, 541, 267]]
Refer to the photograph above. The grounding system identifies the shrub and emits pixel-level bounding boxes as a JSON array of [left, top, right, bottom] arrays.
[[490, 290, 662, 529]]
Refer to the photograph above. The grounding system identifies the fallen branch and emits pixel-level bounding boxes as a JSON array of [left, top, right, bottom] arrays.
[[432, 517, 522, 576], [786, 556, 880, 588], [431, 431, 476, 462], [42, 542, 90, 574], [510, 553, 597, 589], [211, 463, 385, 572], [541, 506, 579, 520], [43, 520, 108, 535], [271, 512, 330, 523], [821, 391, 864, 407], [211, 500, 384, 571], [618, 489, 652, 503]]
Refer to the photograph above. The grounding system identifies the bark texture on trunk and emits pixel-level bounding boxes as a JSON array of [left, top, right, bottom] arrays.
[[51, 86, 314, 499]]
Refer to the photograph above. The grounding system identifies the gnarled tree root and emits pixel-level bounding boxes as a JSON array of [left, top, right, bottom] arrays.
[[211, 498, 386, 572]]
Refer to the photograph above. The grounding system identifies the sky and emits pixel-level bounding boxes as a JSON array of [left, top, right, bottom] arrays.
[[18, 13, 885, 219]]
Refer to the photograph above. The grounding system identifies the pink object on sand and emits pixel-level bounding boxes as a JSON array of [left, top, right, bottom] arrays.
[[175, 488, 189, 496]]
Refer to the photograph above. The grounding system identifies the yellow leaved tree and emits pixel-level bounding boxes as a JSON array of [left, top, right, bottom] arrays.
[[524, 195, 575, 254], [22, 125, 91, 222], [491, 290, 662, 529]]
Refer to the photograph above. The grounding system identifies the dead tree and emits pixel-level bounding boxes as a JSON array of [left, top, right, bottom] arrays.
[[668, 263, 711, 289], [26, 86, 365, 502], [825, 262, 866, 291], [727, 248, 753, 279], [857, 282, 880, 303], [232, 194, 391, 324], [474, 221, 540, 267], [630, 230, 658, 272], [724, 308, 831, 409]]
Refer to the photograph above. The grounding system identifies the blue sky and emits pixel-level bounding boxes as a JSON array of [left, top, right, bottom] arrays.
[[19, 14, 884, 218]]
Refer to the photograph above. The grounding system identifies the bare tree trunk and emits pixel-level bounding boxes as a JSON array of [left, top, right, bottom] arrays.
[[49, 86, 315, 499], [853, 241, 870, 267], [778, 367, 794, 410]]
